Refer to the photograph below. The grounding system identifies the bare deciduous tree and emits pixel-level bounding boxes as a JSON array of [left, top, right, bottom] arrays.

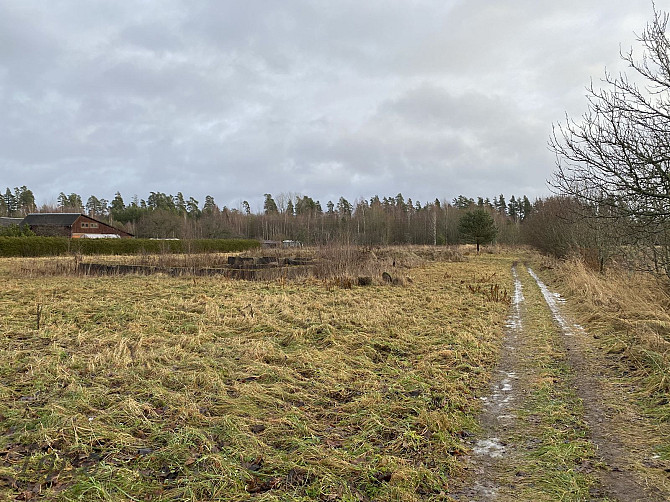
[[550, 8, 670, 275]]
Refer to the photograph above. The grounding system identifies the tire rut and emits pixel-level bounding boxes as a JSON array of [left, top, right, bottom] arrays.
[[450, 263, 669, 501], [449, 264, 530, 501], [528, 267, 667, 502]]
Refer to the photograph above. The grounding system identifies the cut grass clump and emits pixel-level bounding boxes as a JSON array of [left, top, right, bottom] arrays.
[[0, 253, 513, 500]]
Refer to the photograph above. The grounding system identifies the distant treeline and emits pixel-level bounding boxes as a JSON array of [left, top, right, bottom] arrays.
[[2, 186, 629, 268], [1, 187, 536, 245]]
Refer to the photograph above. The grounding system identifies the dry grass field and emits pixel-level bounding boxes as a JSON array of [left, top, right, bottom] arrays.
[[0, 248, 514, 501]]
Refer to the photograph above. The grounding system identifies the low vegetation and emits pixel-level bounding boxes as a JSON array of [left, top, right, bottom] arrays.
[[512, 266, 596, 500], [0, 237, 259, 258], [13, 245, 466, 287], [0, 248, 513, 501], [3, 244, 668, 500]]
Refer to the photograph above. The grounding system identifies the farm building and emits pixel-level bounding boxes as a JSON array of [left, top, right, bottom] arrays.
[[21, 213, 133, 238], [0, 217, 24, 227]]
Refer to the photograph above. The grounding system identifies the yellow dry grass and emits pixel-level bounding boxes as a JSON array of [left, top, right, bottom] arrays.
[[0, 251, 514, 501], [550, 258, 670, 397]]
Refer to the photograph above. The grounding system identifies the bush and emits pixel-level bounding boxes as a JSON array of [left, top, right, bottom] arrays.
[[0, 224, 35, 237], [0, 237, 68, 257], [0, 237, 260, 257]]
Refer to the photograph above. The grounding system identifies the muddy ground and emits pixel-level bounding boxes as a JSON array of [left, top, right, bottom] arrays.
[[449, 264, 670, 502]]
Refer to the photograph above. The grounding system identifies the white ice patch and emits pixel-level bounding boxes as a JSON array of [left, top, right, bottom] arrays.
[[496, 371, 516, 393], [483, 370, 518, 420], [473, 438, 506, 458], [506, 269, 525, 331], [469, 482, 499, 500], [527, 267, 582, 336]]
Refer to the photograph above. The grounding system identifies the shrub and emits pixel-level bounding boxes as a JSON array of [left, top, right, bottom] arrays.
[[0, 237, 69, 257], [0, 224, 35, 237], [0, 237, 260, 257]]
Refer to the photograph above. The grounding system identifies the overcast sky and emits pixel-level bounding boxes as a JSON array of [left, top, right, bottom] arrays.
[[0, 0, 662, 211]]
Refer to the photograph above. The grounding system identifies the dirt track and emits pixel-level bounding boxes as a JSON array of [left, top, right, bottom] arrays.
[[449, 264, 670, 501]]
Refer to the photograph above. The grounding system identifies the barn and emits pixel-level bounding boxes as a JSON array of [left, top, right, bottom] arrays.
[[21, 213, 133, 238], [0, 217, 24, 227]]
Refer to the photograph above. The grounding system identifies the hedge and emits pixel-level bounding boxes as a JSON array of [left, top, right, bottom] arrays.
[[0, 237, 260, 257]]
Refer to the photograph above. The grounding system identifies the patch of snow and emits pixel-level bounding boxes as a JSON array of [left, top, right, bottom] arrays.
[[528, 268, 583, 336], [505, 268, 524, 331], [474, 438, 506, 458]]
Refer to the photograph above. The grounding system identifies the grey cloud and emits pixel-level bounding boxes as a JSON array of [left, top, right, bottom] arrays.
[[0, 0, 662, 207]]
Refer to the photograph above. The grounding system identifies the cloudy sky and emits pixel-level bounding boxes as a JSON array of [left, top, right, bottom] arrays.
[[0, 0, 660, 211]]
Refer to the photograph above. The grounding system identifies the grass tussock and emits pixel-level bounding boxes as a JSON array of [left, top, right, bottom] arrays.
[[0, 252, 512, 500], [549, 258, 670, 421]]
